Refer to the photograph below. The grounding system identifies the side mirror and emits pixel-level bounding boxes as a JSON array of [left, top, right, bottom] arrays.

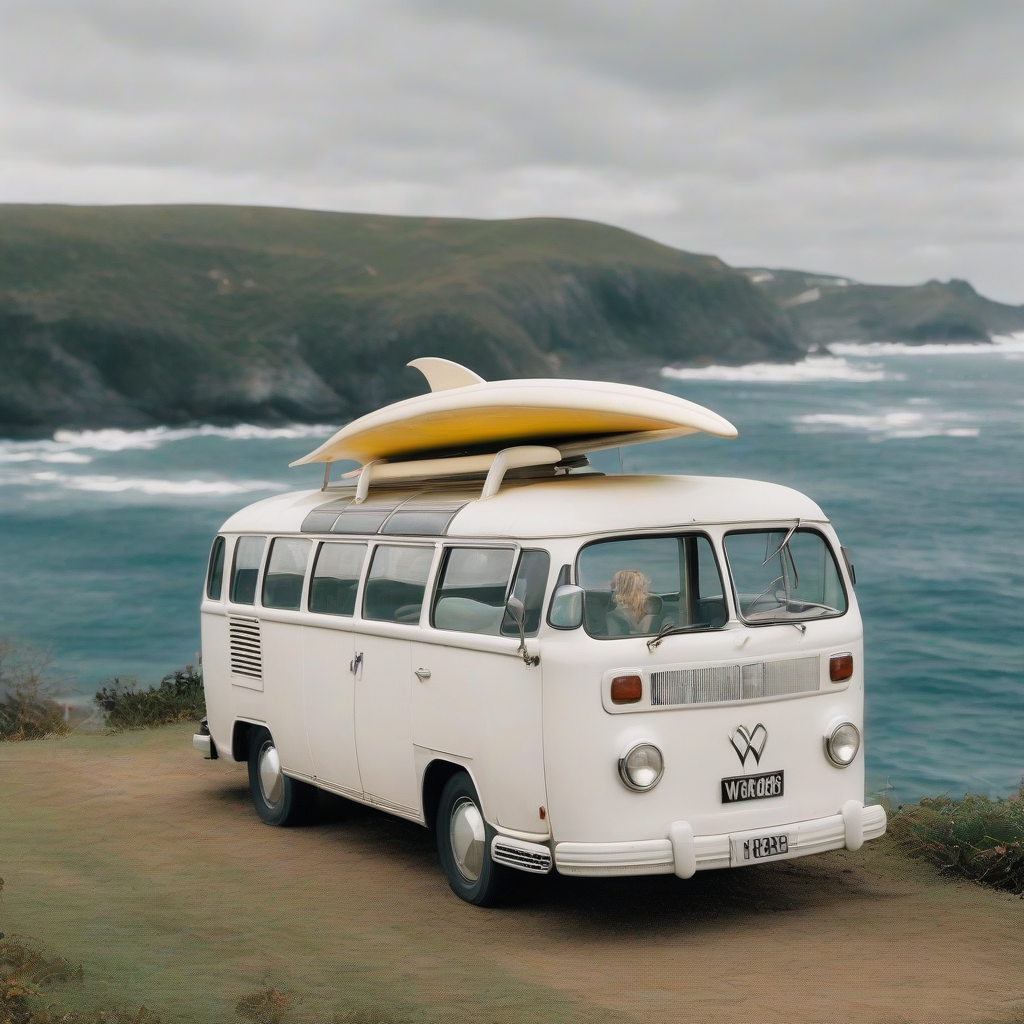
[[548, 584, 584, 630], [505, 596, 539, 667]]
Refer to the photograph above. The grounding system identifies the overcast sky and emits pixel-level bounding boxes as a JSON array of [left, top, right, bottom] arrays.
[[1, 0, 1021, 302]]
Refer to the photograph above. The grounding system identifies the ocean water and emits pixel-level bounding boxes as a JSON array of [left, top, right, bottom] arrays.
[[1, 339, 1022, 803]]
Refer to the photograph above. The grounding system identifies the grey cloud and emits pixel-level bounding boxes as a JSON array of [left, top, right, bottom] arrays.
[[0, 0, 1021, 301]]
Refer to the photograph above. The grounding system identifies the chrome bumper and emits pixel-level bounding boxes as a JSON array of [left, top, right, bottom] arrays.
[[192, 733, 216, 759], [554, 801, 887, 878]]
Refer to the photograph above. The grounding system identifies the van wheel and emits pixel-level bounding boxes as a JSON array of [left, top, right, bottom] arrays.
[[247, 727, 316, 826], [436, 772, 510, 906]]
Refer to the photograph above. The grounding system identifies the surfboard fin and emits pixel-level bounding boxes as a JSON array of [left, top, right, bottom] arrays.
[[407, 357, 485, 392]]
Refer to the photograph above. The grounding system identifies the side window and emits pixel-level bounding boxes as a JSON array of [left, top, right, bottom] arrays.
[[309, 542, 367, 617], [501, 549, 551, 637], [433, 547, 516, 635], [230, 536, 266, 605], [576, 534, 725, 638], [261, 538, 311, 611], [206, 536, 226, 600], [363, 544, 434, 624]]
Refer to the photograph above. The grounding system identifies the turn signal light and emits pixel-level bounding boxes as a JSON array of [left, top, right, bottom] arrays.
[[611, 675, 643, 704], [830, 653, 854, 682]]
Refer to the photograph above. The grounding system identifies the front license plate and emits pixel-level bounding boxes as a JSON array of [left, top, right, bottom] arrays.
[[730, 831, 794, 866], [721, 769, 784, 803]]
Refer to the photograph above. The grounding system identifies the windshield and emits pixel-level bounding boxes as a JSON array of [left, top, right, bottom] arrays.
[[576, 534, 726, 639], [724, 528, 847, 624]]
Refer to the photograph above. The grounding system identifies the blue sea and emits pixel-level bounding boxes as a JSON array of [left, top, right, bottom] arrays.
[[2, 338, 1022, 804]]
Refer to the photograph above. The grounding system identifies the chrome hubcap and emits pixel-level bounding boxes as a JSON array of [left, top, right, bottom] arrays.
[[258, 741, 283, 808], [449, 796, 485, 882]]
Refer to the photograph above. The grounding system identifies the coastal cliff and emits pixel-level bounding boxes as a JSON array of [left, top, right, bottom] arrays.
[[0, 205, 803, 431]]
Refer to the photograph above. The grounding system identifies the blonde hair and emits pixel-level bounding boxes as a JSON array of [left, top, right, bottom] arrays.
[[612, 569, 650, 623]]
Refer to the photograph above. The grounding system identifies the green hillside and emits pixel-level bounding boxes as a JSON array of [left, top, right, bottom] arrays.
[[743, 267, 1024, 344], [0, 205, 803, 432]]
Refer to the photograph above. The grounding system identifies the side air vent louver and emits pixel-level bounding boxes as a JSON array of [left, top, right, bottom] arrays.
[[490, 836, 553, 874], [650, 656, 820, 707], [229, 616, 262, 681]]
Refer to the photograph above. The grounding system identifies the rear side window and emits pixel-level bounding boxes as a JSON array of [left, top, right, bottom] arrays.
[[433, 547, 516, 635], [230, 536, 266, 605], [363, 544, 434, 624], [725, 528, 847, 624], [206, 536, 226, 600], [261, 538, 311, 611], [501, 549, 550, 638], [577, 534, 725, 638], [309, 542, 367, 617]]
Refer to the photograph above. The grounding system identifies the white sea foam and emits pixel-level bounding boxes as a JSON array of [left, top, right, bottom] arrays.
[[792, 409, 980, 440], [0, 422, 337, 464], [0, 450, 93, 464], [51, 422, 338, 451], [3, 470, 289, 497], [830, 332, 1024, 358], [661, 355, 889, 383]]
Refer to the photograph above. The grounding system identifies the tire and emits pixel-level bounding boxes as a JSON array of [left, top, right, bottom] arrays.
[[247, 726, 317, 826], [436, 771, 511, 906]]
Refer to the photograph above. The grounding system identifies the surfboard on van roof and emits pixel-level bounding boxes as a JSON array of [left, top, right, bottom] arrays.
[[291, 357, 738, 469]]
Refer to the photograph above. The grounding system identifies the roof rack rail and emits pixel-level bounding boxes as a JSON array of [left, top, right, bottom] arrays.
[[331, 445, 565, 503]]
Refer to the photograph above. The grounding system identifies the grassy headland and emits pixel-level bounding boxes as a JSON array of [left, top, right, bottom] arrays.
[[744, 267, 1024, 344], [0, 205, 804, 433]]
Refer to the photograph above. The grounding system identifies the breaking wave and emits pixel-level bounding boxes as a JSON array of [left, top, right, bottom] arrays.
[[51, 423, 338, 451], [661, 355, 889, 383], [791, 408, 980, 440], [829, 332, 1024, 358], [0, 422, 337, 465], [1, 470, 289, 497]]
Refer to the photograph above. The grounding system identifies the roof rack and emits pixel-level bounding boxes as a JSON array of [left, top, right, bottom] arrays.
[[324, 445, 567, 502]]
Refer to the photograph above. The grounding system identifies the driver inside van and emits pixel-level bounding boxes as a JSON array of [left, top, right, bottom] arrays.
[[606, 568, 660, 635]]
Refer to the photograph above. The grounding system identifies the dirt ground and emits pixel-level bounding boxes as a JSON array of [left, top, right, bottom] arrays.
[[1, 724, 1022, 1024]]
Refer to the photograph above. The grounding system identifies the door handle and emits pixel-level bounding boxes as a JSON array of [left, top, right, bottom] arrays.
[[414, 667, 431, 681], [350, 652, 363, 675]]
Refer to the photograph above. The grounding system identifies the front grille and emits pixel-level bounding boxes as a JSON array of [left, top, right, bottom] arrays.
[[650, 656, 820, 707], [742, 656, 819, 699], [650, 665, 741, 706], [229, 616, 262, 680]]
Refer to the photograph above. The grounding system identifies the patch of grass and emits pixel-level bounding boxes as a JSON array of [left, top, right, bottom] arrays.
[[0, 880, 159, 1024], [888, 781, 1024, 894], [94, 667, 205, 730], [236, 989, 292, 1024], [0, 641, 70, 742]]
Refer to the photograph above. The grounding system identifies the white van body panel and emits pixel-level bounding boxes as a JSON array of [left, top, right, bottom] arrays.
[[302, 622, 362, 798], [200, 473, 883, 878]]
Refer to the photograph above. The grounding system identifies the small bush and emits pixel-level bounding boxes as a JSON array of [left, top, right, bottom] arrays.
[[0, 935, 84, 1024], [0, 641, 70, 742], [0, 938, 82, 987], [888, 780, 1024, 894], [94, 667, 205, 730]]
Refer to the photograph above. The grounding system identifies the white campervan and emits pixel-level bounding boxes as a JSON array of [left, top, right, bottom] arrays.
[[195, 359, 885, 905]]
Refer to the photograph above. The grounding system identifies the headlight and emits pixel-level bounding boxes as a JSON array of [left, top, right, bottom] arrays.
[[825, 722, 860, 767], [618, 742, 664, 791]]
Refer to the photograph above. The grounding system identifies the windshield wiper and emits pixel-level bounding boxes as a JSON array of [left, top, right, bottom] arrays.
[[763, 519, 800, 567], [647, 620, 711, 651]]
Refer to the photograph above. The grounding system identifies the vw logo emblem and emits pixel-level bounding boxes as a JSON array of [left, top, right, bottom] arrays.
[[729, 724, 768, 766]]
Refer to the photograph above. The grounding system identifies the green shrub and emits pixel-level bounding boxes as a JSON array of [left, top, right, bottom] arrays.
[[94, 668, 205, 730], [888, 781, 1024, 894], [0, 641, 69, 742]]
